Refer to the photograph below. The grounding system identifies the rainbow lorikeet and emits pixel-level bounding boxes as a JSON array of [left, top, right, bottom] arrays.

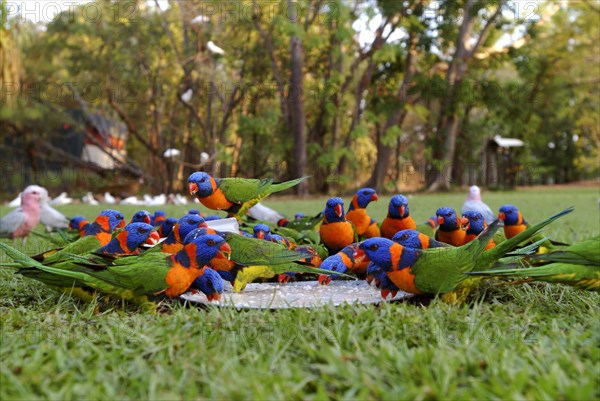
[[317, 243, 370, 285], [158, 217, 178, 238], [69, 216, 90, 237], [0, 234, 232, 303], [319, 197, 357, 254], [190, 267, 224, 301], [469, 236, 599, 291], [358, 207, 574, 298], [1, 223, 160, 298], [460, 211, 496, 249], [392, 230, 449, 250], [498, 204, 567, 252], [434, 207, 465, 246], [26, 210, 126, 267], [161, 214, 207, 254], [188, 172, 308, 218], [380, 195, 417, 239], [346, 188, 380, 239], [416, 217, 438, 237], [214, 231, 340, 291], [152, 210, 167, 226], [130, 210, 152, 225]]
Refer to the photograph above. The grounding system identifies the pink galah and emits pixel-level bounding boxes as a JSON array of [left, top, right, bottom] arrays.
[[460, 185, 495, 224], [0, 185, 42, 244]]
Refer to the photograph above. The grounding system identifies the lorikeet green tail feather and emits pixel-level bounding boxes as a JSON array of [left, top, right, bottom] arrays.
[[224, 232, 312, 266], [475, 206, 575, 271], [468, 263, 600, 291]]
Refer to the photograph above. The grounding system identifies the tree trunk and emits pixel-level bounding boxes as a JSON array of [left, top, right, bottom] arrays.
[[365, 31, 419, 191], [428, 0, 506, 191], [288, 2, 308, 195]]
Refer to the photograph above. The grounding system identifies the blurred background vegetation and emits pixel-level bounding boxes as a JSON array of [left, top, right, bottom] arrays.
[[0, 0, 598, 196]]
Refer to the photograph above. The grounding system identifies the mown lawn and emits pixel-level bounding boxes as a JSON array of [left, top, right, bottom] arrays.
[[1, 187, 599, 400]]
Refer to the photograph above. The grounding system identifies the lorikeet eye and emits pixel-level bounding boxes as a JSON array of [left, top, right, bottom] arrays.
[[332, 265, 337, 271], [200, 178, 206, 183], [473, 216, 479, 221], [369, 244, 379, 251], [138, 228, 147, 233], [206, 239, 215, 246], [401, 234, 409, 240], [446, 212, 452, 217]]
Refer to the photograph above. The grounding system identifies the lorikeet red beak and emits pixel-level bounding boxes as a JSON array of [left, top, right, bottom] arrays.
[[145, 231, 160, 245], [143, 215, 151, 224], [437, 216, 444, 226], [399, 205, 405, 216], [460, 217, 470, 230], [318, 274, 331, 285], [353, 247, 366, 261], [218, 242, 232, 260], [189, 182, 199, 195], [498, 212, 506, 221], [371, 194, 379, 202], [334, 204, 343, 217], [117, 220, 126, 229], [256, 231, 265, 240]]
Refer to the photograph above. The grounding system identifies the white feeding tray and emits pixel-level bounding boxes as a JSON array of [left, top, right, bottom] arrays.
[[180, 280, 412, 309]]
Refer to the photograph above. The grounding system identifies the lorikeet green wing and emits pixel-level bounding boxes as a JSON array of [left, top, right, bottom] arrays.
[[410, 207, 575, 294], [220, 176, 308, 217], [224, 233, 312, 266]]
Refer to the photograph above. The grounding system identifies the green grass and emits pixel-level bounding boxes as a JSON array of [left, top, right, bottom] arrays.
[[1, 187, 599, 400]]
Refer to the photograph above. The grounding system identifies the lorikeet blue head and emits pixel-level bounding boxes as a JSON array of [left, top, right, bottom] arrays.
[[461, 211, 486, 235], [159, 217, 178, 238], [96, 209, 126, 232], [188, 172, 217, 197], [351, 188, 378, 210], [393, 230, 427, 249], [253, 224, 272, 240], [294, 212, 305, 220], [177, 214, 208, 240], [498, 204, 525, 226], [188, 209, 201, 216], [98, 223, 159, 254], [387, 195, 410, 219], [69, 216, 89, 231], [324, 197, 346, 223], [317, 252, 350, 284], [359, 237, 419, 272], [152, 210, 166, 226], [392, 229, 446, 249], [131, 210, 152, 225], [178, 234, 231, 269], [191, 267, 224, 301], [436, 207, 460, 231]]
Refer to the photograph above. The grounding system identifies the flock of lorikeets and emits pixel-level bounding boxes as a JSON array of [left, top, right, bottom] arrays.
[[0, 173, 598, 308]]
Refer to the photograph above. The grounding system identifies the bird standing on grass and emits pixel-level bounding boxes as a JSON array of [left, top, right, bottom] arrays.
[[381, 195, 417, 239], [0, 185, 43, 244], [461, 185, 495, 224], [345, 188, 379, 239], [359, 207, 573, 300], [435, 207, 466, 246], [319, 197, 356, 254]]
